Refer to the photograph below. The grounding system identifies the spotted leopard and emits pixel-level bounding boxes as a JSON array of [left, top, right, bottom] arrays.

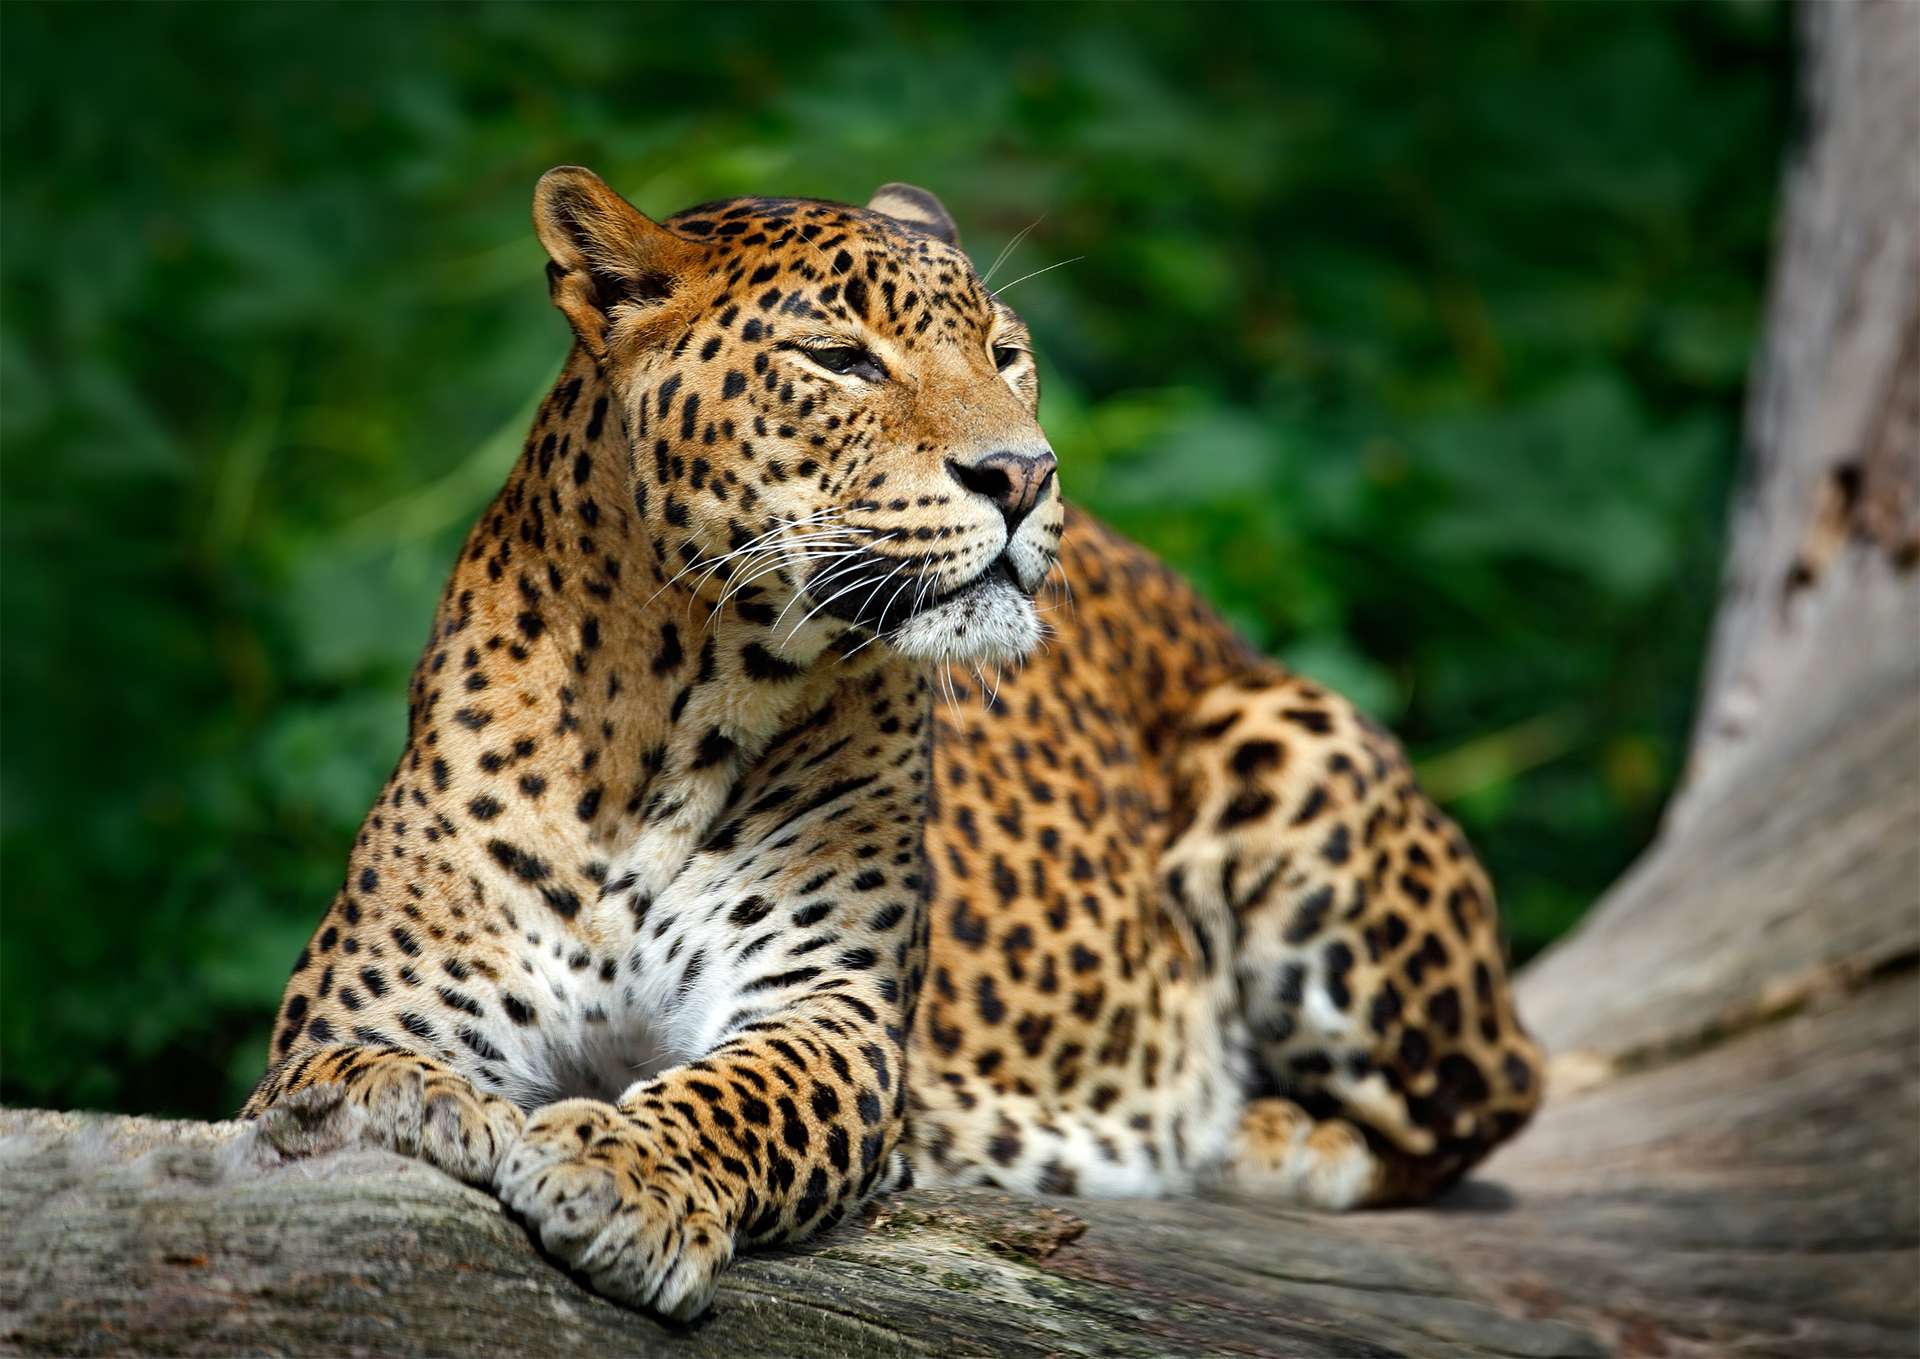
[[246, 167, 1543, 1318]]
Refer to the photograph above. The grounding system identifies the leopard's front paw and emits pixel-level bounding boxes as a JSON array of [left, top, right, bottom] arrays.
[[263, 1054, 524, 1186], [497, 1099, 735, 1320]]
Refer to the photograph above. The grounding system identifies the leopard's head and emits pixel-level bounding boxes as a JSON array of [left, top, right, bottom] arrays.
[[534, 166, 1061, 668]]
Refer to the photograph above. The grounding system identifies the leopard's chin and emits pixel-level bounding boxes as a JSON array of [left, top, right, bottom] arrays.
[[887, 570, 1042, 667]]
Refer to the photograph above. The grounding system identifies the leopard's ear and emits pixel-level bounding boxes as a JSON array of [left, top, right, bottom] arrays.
[[867, 183, 960, 248], [534, 166, 699, 356]]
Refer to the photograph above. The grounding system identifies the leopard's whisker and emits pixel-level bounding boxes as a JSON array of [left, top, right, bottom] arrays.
[[846, 552, 917, 633], [876, 569, 944, 663], [698, 520, 858, 592], [706, 545, 863, 632], [844, 568, 926, 658], [688, 513, 851, 598], [771, 544, 878, 636], [980, 214, 1046, 287], [989, 255, 1084, 299], [709, 532, 860, 600], [778, 536, 903, 643], [694, 536, 863, 631], [652, 510, 840, 598], [644, 511, 852, 611], [1046, 555, 1077, 617]]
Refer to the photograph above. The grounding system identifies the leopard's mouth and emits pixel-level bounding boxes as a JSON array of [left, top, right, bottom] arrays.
[[883, 555, 1044, 666], [810, 550, 1041, 639], [902, 550, 1054, 625], [927, 554, 1018, 608]]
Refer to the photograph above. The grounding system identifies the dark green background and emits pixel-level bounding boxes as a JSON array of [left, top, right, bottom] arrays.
[[0, 2, 1788, 1118]]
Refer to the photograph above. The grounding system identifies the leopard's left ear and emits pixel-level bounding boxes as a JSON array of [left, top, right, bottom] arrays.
[[867, 183, 960, 248]]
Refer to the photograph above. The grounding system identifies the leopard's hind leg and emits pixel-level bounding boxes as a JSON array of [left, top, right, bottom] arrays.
[[1166, 668, 1544, 1208]]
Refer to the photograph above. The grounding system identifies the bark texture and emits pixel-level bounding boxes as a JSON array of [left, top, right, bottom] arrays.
[[1675, 0, 1920, 832], [5, 4, 1917, 1356]]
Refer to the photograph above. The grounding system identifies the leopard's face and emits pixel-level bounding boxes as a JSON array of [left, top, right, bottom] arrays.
[[535, 169, 1062, 667]]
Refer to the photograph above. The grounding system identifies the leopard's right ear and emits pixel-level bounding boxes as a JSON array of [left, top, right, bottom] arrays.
[[533, 166, 699, 356]]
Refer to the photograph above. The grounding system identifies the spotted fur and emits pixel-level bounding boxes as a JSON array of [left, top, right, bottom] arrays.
[[246, 167, 1542, 1317]]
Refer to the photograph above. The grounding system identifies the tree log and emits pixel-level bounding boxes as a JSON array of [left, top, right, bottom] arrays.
[[5, 4, 1916, 1357], [5, 845, 1913, 1358]]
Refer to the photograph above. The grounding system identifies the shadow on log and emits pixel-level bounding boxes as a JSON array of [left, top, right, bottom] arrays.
[[3, 3, 1915, 1356]]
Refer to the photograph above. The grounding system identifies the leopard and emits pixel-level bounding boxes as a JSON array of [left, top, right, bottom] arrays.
[[244, 166, 1543, 1319]]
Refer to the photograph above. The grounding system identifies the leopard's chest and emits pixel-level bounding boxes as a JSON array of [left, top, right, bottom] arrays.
[[497, 774, 803, 1107], [498, 933, 671, 1105], [476, 631, 884, 1107]]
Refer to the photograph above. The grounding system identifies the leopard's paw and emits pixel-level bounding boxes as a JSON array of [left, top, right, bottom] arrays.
[[497, 1099, 735, 1320], [338, 1056, 524, 1185], [1231, 1097, 1380, 1210]]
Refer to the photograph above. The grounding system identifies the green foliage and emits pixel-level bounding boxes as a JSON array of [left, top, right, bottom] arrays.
[[0, 1, 1788, 1117]]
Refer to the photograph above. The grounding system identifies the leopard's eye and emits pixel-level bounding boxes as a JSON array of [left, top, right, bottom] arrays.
[[993, 345, 1025, 372], [803, 344, 887, 382]]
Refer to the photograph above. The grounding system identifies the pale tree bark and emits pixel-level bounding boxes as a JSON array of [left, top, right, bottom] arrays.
[[4, 5, 1917, 1356], [1675, 0, 1920, 831], [1518, 0, 1920, 1066]]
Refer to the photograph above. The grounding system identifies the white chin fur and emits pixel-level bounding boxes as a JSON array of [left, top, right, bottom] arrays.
[[889, 576, 1041, 666]]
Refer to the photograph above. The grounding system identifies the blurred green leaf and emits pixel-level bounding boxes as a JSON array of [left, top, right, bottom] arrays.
[[0, 0, 1789, 1117]]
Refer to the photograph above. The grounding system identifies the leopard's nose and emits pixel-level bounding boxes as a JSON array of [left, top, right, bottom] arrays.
[[947, 449, 1058, 530]]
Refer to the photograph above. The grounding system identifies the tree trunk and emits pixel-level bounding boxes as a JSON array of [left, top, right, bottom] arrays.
[[5, 5, 1916, 1356], [1518, 0, 1920, 1083], [1672, 0, 1919, 835]]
